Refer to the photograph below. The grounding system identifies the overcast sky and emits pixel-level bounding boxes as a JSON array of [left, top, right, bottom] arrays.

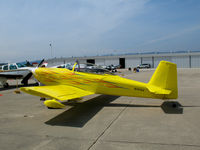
[[0, 0, 200, 62]]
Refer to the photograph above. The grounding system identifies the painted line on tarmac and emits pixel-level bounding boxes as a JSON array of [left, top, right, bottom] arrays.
[[33, 139, 52, 150], [87, 100, 132, 150]]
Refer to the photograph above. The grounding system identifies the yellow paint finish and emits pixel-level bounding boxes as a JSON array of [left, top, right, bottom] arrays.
[[20, 61, 178, 109], [44, 99, 66, 109], [20, 85, 94, 101]]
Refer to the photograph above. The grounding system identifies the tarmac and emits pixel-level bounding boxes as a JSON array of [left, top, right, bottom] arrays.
[[0, 68, 200, 150]]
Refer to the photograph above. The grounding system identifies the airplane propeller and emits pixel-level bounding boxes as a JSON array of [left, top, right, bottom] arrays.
[[38, 59, 45, 67], [21, 59, 45, 85]]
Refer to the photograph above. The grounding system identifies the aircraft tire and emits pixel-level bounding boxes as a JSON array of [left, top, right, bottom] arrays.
[[3, 83, 9, 88]]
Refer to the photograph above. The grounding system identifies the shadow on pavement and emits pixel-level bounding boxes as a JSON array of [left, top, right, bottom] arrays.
[[161, 101, 183, 114], [45, 95, 120, 128], [107, 101, 185, 114], [45, 98, 200, 128]]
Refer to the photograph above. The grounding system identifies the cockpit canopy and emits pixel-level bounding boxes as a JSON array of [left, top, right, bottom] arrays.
[[57, 62, 113, 75], [1, 63, 26, 71], [16, 63, 26, 68]]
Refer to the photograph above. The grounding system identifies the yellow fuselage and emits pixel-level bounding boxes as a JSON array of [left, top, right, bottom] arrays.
[[34, 68, 158, 99]]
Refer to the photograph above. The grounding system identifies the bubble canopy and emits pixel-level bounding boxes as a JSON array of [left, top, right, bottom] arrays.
[[57, 61, 113, 75]]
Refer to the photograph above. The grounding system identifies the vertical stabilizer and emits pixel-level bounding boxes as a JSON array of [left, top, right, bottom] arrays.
[[148, 61, 178, 99]]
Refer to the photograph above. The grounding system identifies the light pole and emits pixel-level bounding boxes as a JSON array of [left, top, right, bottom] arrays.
[[50, 43, 53, 58]]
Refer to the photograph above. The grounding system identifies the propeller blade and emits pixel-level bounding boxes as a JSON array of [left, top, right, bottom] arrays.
[[21, 72, 33, 85], [38, 59, 45, 67]]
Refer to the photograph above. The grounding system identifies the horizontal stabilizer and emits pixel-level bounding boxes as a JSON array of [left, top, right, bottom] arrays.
[[20, 85, 94, 101], [147, 85, 171, 95]]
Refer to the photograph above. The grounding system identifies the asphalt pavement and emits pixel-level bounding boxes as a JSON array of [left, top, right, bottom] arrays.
[[0, 69, 200, 150]]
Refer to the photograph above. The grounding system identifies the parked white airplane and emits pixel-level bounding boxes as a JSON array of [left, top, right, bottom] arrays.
[[0, 60, 44, 88]]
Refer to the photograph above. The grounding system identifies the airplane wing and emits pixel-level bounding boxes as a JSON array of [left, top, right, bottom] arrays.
[[20, 85, 94, 101], [0, 74, 23, 79], [0, 70, 30, 79]]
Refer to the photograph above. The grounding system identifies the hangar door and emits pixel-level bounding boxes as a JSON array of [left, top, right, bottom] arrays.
[[105, 59, 119, 66], [172, 56, 189, 68], [142, 57, 152, 67], [154, 56, 172, 68], [191, 55, 200, 68], [119, 58, 125, 68], [87, 59, 95, 64], [126, 58, 140, 68]]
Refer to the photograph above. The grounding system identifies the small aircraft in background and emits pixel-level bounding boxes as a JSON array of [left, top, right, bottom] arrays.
[[20, 60, 178, 109], [0, 60, 45, 88]]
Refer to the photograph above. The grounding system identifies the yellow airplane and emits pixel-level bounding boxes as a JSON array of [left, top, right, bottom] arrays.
[[20, 61, 178, 109]]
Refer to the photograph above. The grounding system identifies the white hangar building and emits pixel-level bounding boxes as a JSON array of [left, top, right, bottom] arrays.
[[47, 51, 200, 68]]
